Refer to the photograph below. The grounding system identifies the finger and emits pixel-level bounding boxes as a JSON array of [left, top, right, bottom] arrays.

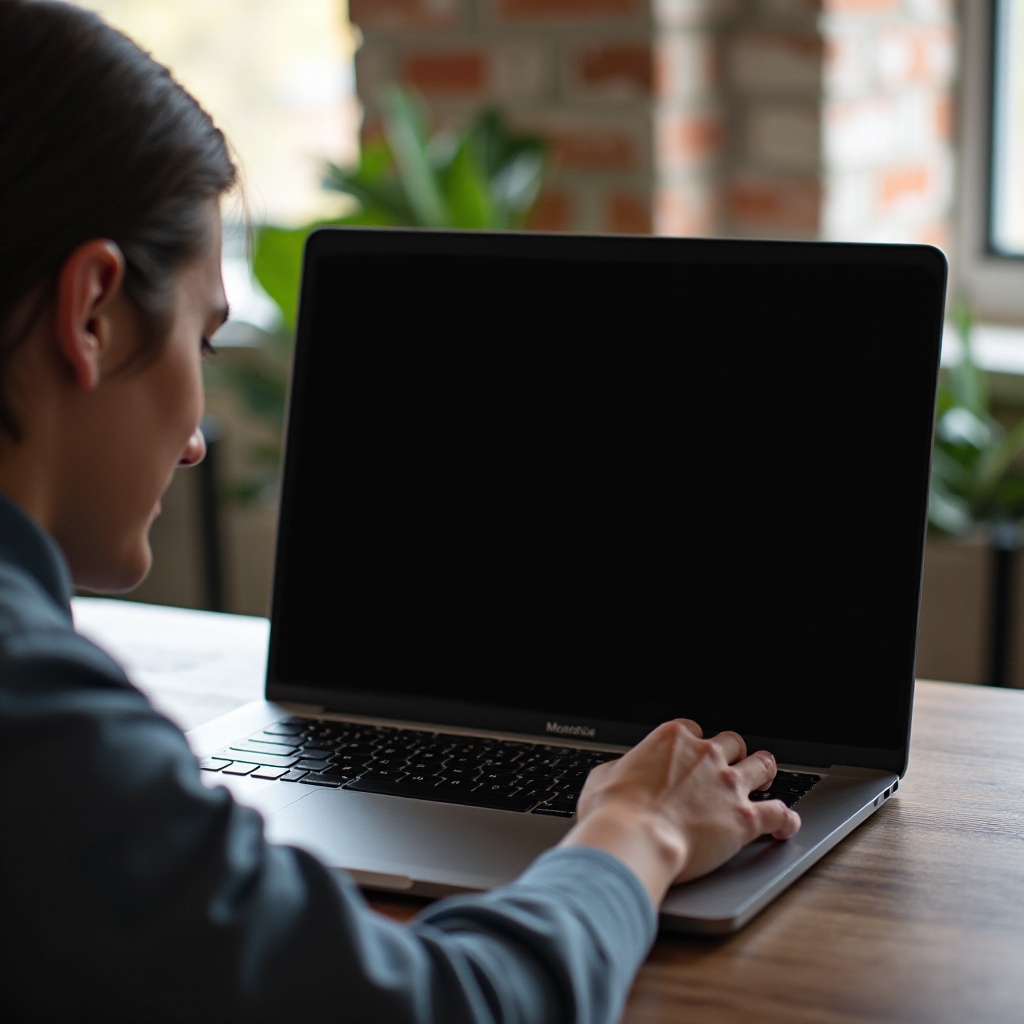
[[707, 728, 747, 764], [734, 749, 777, 792], [756, 799, 801, 841]]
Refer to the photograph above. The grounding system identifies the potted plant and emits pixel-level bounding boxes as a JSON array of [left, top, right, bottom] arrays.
[[920, 298, 1024, 686], [927, 299, 1024, 534]]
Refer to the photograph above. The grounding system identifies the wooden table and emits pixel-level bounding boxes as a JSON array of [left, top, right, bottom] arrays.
[[73, 597, 1024, 1024]]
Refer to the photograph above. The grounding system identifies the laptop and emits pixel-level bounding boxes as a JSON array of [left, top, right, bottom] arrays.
[[188, 225, 947, 935]]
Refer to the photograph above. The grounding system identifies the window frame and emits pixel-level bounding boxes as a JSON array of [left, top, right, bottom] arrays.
[[954, 0, 1024, 325]]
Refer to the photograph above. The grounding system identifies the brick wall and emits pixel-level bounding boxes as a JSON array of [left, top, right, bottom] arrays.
[[723, 0, 958, 246], [346, 0, 958, 248]]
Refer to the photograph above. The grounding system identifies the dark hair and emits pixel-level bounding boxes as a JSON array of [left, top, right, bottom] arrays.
[[0, 0, 239, 441]]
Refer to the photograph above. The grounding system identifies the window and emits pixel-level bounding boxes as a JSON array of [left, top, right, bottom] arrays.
[[955, 0, 1024, 324], [988, 0, 1024, 256]]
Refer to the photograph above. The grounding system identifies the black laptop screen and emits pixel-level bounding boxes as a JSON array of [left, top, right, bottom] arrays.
[[268, 228, 946, 762]]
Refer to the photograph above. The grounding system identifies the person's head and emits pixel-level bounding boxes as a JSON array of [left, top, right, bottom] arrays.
[[0, 0, 240, 592]]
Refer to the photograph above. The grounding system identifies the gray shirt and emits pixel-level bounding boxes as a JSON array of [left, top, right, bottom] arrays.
[[0, 490, 656, 1024]]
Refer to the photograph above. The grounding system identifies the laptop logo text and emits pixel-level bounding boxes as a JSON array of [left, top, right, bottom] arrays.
[[546, 721, 596, 738]]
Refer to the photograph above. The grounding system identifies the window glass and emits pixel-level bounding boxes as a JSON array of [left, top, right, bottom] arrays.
[[74, 0, 358, 226], [989, 0, 1024, 256], [955, 1, 1024, 325]]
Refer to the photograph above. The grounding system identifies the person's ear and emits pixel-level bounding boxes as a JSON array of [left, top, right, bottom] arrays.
[[54, 239, 126, 390]]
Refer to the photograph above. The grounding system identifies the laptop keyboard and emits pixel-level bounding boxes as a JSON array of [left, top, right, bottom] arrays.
[[200, 716, 820, 817]]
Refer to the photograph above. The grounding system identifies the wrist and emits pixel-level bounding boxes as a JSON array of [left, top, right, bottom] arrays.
[[559, 804, 686, 907]]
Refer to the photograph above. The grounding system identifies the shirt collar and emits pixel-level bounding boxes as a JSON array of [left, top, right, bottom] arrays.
[[0, 489, 74, 613]]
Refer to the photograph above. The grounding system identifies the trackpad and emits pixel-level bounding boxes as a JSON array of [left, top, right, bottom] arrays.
[[265, 788, 573, 893]]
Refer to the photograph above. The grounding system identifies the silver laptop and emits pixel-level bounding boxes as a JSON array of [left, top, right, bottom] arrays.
[[189, 226, 947, 935]]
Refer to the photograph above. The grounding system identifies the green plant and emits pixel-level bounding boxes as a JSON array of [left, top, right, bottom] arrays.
[[323, 85, 549, 232], [209, 86, 549, 501], [253, 84, 548, 337], [927, 298, 1024, 535]]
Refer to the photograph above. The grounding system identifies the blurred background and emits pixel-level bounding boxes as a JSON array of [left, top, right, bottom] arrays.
[[73, 1, 1024, 688]]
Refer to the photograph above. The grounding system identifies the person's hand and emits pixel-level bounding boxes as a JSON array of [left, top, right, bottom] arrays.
[[559, 719, 800, 907]]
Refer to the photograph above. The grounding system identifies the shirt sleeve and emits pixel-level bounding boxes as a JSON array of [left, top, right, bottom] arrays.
[[0, 620, 656, 1024]]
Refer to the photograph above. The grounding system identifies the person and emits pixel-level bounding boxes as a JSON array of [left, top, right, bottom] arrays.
[[0, 2, 801, 1021]]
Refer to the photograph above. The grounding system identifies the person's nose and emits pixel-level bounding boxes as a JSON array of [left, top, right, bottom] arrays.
[[179, 426, 207, 467]]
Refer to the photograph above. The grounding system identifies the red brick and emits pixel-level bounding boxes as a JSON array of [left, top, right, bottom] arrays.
[[548, 129, 641, 172], [525, 189, 574, 232], [402, 52, 487, 94], [606, 191, 653, 234], [575, 43, 654, 94], [725, 178, 822, 232], [877, 163, 933, 210], [349, 0, 462, 30]]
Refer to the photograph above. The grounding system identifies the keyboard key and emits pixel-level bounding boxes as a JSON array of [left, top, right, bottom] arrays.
[[218, 748, 300, 768], [517, 784, 556, 804], [749, 771, 820, 806], [358, 766, 409, 782], [331, 744, 379, 760], [299, 774, 344, 787], [263, 722, 305, 736], [296, 747, 334, 760], [230, 740, 298, 756], [320, 765, 364, 782]]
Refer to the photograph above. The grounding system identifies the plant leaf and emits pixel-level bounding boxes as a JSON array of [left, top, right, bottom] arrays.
[[972, 416, 1024, 511], [934, 405, 994, 449], [930, 445, 979, 496], [251, 224, 311, 334], [492, 150, 547, 228], [927, 480, 974, 536], [945, 297, 989, 416], [441, 135, 493, 229], [323, 142, 418, 224], [464, 107, 548, 227], [379, 85, 448, 227]]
